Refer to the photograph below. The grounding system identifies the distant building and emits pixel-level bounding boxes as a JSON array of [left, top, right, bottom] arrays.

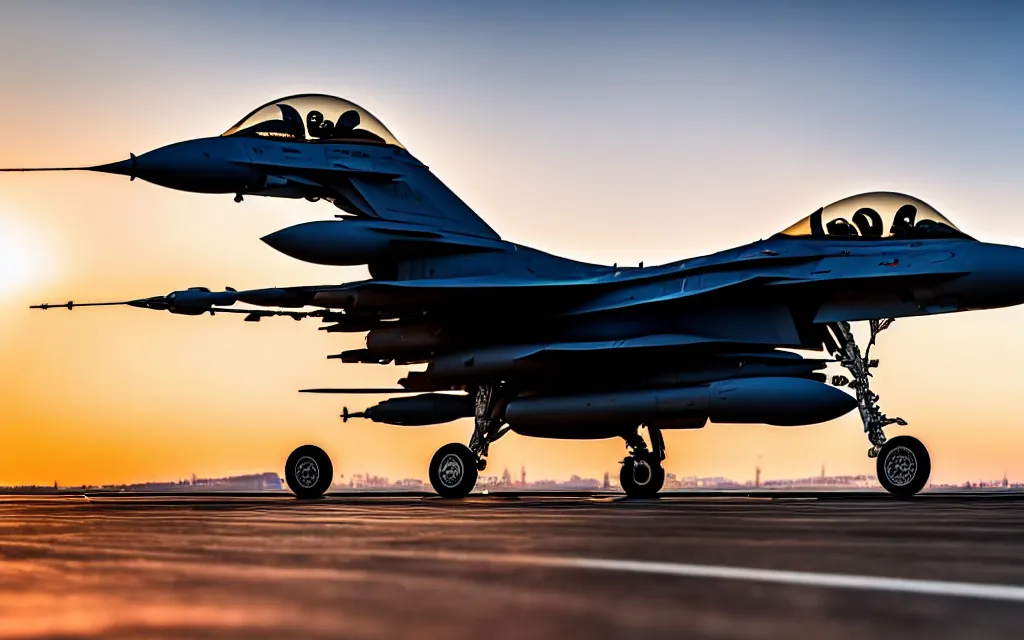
[[761, 474, 876, 489], [189, 472, 282, 491], [563, 475, 600, 490], [478, 475, 500, 488], [350, 474, 390, 489], [394, 478, 425, 488], [662, 473, 683, 490]]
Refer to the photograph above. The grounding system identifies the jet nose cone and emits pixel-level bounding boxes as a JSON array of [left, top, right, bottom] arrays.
[[90, 154, 137, 179], [103, 138, 252, 194]]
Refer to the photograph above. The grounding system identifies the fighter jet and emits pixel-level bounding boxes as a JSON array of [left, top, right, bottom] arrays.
[[21, 94, 1024, 500], [0, 93, 498, 239]]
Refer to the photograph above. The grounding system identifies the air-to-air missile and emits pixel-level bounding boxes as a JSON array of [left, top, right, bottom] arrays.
[[341, 393, 474, 427]]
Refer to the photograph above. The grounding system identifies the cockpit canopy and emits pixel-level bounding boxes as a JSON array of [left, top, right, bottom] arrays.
[[778, 192, 969, 241], [221, 94, 403, 147]]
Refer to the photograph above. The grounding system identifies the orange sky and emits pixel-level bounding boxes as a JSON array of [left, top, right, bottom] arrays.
[[3, 4, 1024, 488]]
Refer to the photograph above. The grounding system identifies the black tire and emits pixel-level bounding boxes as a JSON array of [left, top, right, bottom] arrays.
[[876, 435, 931, 498], [620, 455, 665, 498], [429, 443, 478, 498], [285, 445, 334, 499]]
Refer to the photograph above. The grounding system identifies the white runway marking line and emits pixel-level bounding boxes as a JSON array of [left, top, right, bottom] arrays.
[[368, 550, 1024, 603]]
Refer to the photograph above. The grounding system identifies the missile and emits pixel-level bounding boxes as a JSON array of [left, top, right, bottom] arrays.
[[312, 287, 439, 311], [233, 287, 308, 308], [364, 324, 449, 355], [425, 345, 546, 381], [343, 393, 473, 426], [504, 377, 857, 436], [320, 314, 391, 333]]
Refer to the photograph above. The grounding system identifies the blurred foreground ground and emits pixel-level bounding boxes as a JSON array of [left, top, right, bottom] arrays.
[[2, 491, 1024, 639]]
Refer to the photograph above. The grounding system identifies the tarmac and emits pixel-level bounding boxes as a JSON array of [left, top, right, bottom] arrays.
[[3, 491, 1024, 639]]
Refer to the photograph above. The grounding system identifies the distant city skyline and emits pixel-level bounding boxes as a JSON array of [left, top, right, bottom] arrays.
[[3, 466, 1018, 495]]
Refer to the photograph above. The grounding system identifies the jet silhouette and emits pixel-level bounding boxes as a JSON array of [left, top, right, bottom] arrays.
[[17, 94, 1024, 499]]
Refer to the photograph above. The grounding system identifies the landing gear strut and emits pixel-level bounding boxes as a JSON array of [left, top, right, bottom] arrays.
[[428, 385, 511, 498], [828, 320, 930, 496], [619, 426, 665, 498]]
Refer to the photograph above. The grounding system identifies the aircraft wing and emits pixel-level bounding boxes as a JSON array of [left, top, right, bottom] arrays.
[[242, 154, 500, 239]]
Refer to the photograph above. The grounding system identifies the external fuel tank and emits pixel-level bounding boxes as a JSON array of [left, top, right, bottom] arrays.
[[504, 377, 856, 439]]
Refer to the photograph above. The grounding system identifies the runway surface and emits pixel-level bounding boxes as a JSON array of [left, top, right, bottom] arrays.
[[3, 491, 1024, 639]]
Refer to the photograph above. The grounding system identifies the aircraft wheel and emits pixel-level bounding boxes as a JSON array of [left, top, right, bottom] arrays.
[[429, 443, 478, 498], [620, 455, 665, 498], [876, 435, 931, 498], [285, 445, 334, 499]]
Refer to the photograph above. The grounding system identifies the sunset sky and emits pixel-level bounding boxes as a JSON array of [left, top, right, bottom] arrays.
[[3, 1, 1024, 487]]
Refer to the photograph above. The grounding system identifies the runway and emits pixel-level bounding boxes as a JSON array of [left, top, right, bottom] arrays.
[[3, 492, 1024, 639]]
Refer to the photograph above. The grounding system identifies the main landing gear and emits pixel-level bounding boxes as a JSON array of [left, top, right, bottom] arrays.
[[828, 319, 930, 497], [428, 384, 511, 498], [285, 444, 334, 499], [620, 426, 666, 498], [423, 385, 671, 499]]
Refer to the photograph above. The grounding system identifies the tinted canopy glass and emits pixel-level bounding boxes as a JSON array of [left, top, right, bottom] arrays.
[[222, 94, 403, 147], [779, 192, 969, 240]]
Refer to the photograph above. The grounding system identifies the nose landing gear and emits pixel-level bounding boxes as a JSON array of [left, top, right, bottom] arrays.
[[876, 435, 931, 498], [619, 426, 666, 498], [829, 320, 931, 496]]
